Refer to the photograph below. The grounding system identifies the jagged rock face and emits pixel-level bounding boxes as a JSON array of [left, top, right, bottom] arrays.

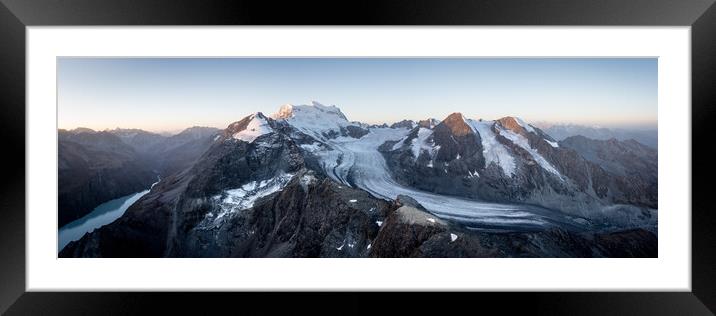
[[181, 174, 394, 257], [172, 115, 304, 239], [369, 205, 448, 257], [382, 114, 488, 199], [432, 113, 485, 162], [437, 113, 473, 136]]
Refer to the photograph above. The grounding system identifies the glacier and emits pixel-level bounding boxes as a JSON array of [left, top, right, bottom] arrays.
[[306, 127, 584, 231]]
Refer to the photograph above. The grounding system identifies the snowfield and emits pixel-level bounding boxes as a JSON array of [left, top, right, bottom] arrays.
[[271, 101, 351, 142], [208, 173, 295, 225], [495, 124, 563, 179], [466, 119, 517, 177], [233, 114, 273, 143], [410, 127, 440, 160]]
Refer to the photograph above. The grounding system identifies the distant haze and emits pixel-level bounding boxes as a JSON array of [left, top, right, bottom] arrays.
[[58, 58, 657, 133]]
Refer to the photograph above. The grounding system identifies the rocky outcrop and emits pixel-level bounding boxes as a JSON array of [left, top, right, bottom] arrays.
[[369, 197, 656, 258], [344, 125, 369, 139], [369, 205, 448, 257]]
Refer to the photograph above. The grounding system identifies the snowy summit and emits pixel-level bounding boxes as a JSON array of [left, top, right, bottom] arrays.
[[232, 112, 273, 143]]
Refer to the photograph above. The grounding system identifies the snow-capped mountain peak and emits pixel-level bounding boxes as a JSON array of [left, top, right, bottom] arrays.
[[273, 104, 294, 119], [229, 112, 274, 143], [496, 116, 536, 134], [272, 101, 348, 121], [270, 101, 363, 141]]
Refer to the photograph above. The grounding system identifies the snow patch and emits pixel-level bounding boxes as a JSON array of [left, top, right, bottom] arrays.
[[411, 128, 439, 160], [496, 126, 562, 178], [233, 114, 273, 143], [299, 173, 317, 189], [300, 142, 323, 152], [427, 217, 436, 223], [514, 117, 536, 133], [450, 233, 458, 242], [545, 139, 559, 147], [349, 199, 358, 203], [467, 119, 517, 176], [391, 138, 406, 150], [376, 221, 383, 227], [211, 173, 295, 223]]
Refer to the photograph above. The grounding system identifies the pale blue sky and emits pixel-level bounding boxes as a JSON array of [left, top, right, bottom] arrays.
[[58, 58, 657, 133]]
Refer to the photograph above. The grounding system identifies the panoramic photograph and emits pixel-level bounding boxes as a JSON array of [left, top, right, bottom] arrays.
[[57, 58, 658, 258]]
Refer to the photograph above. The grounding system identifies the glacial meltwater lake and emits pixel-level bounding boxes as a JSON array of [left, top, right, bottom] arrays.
[[58, 184, 155, 253]]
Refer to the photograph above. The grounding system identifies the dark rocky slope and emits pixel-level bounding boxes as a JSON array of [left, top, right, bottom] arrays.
[[58, 126, 220, 227], [58, 129, 157, 227], [370, 197, 656, 258]]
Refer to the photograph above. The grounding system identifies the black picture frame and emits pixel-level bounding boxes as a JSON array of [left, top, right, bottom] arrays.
[[1, 0, 714, 314]]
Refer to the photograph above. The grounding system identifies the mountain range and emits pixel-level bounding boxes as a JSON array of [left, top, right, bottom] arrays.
[[57, 126, 219, 226], [59, 102, 657, 257], [538, 123, 657, 149]]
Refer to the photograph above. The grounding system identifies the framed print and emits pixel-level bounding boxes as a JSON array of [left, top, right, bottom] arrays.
[[1, 0, 715, 314]]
